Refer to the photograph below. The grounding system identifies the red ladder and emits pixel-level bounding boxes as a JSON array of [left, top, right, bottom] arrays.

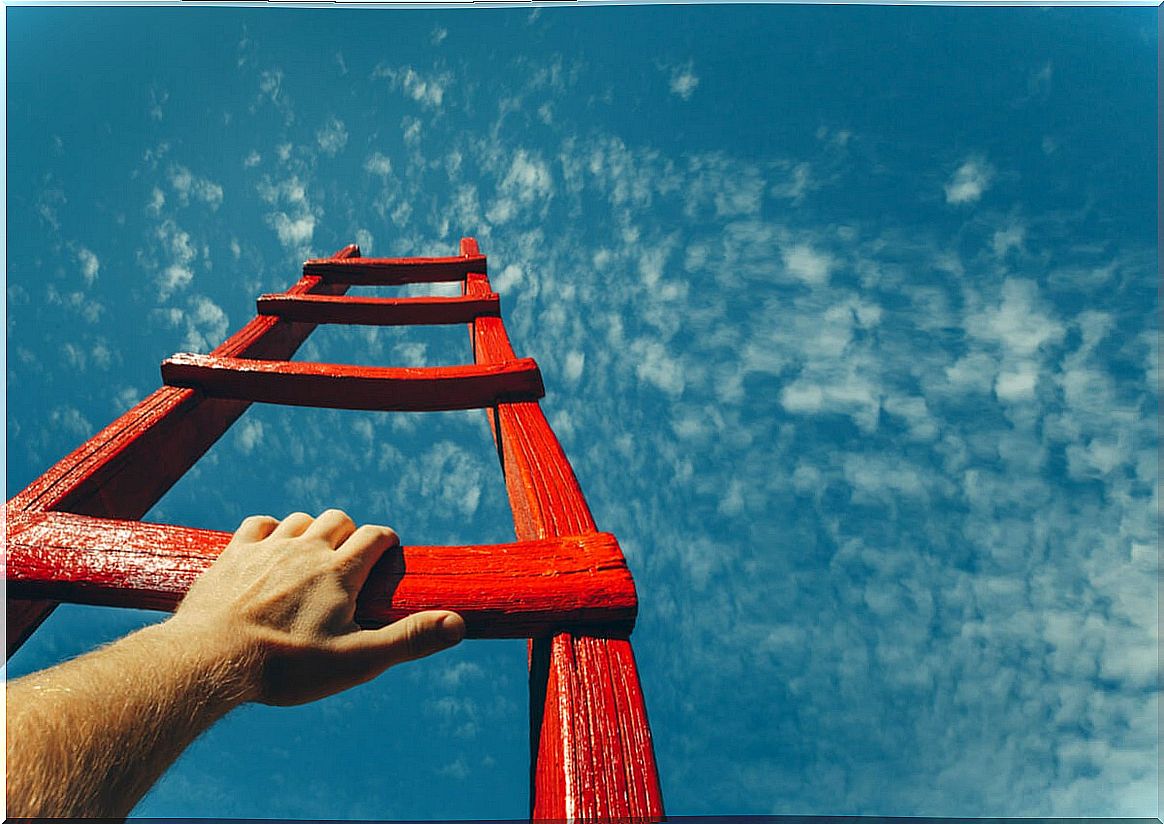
[[5, 239, 665, 820]]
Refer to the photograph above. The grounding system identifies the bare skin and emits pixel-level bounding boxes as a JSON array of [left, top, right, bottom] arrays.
[[5, 509, 465, 819]]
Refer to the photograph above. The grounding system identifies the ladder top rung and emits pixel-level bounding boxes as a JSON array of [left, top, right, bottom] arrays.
[[256, 292, 500, 326], [161, 353, 544, 412], [303, 254, 486, 285]]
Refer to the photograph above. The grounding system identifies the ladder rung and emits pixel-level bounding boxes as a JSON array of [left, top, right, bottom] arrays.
[[6, 511, 637, 638], [161, 353, 544, 411], [303, 254, 486, 285], [256, 293, 500, 326]]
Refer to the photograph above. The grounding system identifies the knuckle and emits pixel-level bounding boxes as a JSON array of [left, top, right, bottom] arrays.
[[242, 514, 276, 528], [364, 523, 399, 544], [353, 523, 384, 541]]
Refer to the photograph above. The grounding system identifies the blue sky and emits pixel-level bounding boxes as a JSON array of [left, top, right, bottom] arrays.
[[4, 3, 1158, 818]]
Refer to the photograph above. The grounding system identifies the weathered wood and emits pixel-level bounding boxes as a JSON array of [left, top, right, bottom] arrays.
[[257, 293, 501, 326], [161, 353, 545, 412], [461, 237, 665, 820], [6, 246, 361, 657], [303, 254, 487, 285], [5, 511, 636, 639]]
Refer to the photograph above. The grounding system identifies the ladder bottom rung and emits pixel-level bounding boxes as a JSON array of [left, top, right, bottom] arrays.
[[161, 353, 544, 411], [7, 511, 636, 639]]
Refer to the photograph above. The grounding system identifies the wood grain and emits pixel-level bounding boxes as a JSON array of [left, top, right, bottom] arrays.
[[6, 511, 636, 639], [161, 353, 545, 411], [461, 237, 665, 820]]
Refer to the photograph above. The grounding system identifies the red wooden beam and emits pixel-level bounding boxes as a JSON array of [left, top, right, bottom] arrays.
[[6, 511, 637, 639], [303, 254, 486, 285], [461, 238, 665, 820], [257, 292, 500, 326], [161, 353, 545, 411], [6, 245, 361, 657]]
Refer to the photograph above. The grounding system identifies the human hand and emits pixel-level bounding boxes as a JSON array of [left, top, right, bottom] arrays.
[[169, 509, 465, 706]]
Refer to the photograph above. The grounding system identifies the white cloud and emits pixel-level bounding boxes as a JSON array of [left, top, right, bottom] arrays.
[[178, 295, 230, 352], [50, 406, 92, 438], [234, 418, 265, 455], [114, 386, 141, 414], [376, 65, 451, 109], [267, 212, 316, 251], [146, 186, 166, 216], [487, 150, 553, 225], [1027, 60, 1053, 97], [492, 262, 523, 294], [402, 116, 422, 146], [258, 69, 283, 101], [771, 162, 813, 202], [430, 26, 448, 46], [563, 350, 585, 383], [154, 219, 200, 299], [782, 243, 834, 285], [168, 165, 224, 210], [965, 278, 1064, 358], [944, 156, 994, 204], [944, 352, 996, 394], [76, 247, 99, 286], [243, 150, 261, 168], [148, 86, 168, 121], [316, 116, 348, 156], [632, 339, 685, 396], [669, 61, 700, 100], [994, 361, 1039, 402], [364, 152, 393, 177], [991, 221, 1026, 257]]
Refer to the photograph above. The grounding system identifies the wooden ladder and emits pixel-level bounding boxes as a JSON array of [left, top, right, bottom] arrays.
[[5, 239, 665, 820]]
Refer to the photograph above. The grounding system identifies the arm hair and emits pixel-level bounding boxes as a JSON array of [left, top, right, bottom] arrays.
[[6, 620, 253, 818]]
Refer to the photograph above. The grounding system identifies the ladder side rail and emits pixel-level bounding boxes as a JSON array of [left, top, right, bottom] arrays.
[[6, 246, 359, 657], [461, 240, 665, 821]]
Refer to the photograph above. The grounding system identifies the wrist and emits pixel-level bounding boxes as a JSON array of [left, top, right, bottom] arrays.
[[149, 617, 263, 709]]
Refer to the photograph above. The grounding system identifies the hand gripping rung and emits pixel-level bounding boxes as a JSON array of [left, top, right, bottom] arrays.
[[6, 511, 637, 639], [256, 293, 501, 326], [161, 353, 544, 411], [303, 254, 486, 285]]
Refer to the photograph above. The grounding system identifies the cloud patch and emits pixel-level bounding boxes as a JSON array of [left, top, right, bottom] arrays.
[[944, 156, 993, 204], [168, 165, 224, 211], [316, 116, 348, 156], [669, 61, 700, 100], [76, 247, 100, 286]]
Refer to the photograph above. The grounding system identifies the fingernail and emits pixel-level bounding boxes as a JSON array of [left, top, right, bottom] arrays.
[[437, 613, 466, 644]]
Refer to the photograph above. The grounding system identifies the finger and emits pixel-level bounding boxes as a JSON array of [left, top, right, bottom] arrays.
[[233, 514, 279, 544], [269, 511, 315, 539], [303, 508, 358, 548], [335, 524, 400, 586], [333, 611, 465, 673]]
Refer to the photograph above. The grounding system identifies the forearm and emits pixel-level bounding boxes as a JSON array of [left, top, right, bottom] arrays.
[[5, 509, 463, 818], [6, 619, 254, 819]]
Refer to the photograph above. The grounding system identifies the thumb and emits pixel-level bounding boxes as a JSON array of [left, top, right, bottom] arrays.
[[338, 610, 466, 671]]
